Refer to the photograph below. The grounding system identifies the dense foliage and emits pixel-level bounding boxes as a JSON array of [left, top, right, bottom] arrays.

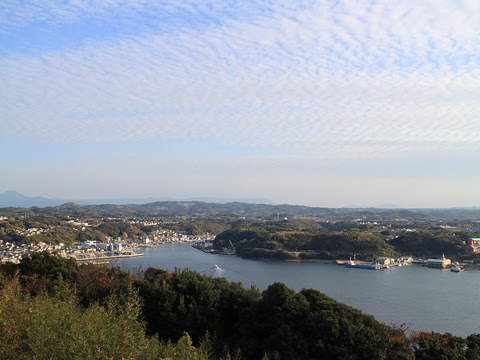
[[1, 252, 480, 359], [97, 221, 144, 239], [215, 227, 397, 261], [160, 217, 231, 235], [3, 200, 480, 221], [389, 231, 467, 256], [0, 275, 161, 360]]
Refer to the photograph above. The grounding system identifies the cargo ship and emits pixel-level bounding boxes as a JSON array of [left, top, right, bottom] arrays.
[[345, 257, 381, 270]]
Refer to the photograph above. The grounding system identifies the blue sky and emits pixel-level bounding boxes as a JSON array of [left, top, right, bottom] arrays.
[[1, 0, 479, 207]]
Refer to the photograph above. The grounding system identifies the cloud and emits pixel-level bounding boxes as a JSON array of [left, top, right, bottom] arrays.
[[1, 0, 479, 160], [0, 0, 268, 33]]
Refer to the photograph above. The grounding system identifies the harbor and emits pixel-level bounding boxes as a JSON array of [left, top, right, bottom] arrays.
[[193, 239, 478, 272], [0, 230, 215, 264], [337, 254, 472, 271], [75, 253, 144, 262]]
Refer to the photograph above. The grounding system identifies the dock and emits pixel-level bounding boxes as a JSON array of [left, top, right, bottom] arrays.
[[75, 253, 144, 262]]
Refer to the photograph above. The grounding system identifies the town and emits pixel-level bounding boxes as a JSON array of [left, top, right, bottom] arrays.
[[1, 201, 479, 270], [0, 214, 215, 264]]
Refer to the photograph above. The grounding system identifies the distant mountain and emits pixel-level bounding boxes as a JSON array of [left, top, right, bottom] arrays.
[[184, 197, 275, 205], [375, 204, 401, 209], [1, 195, 479, 221], [0, 191, 66, 208], [1, 191, 479, 221], [75, 196, 275, 206], [344, 204, 400, 209], [0, 191, 275, 208]]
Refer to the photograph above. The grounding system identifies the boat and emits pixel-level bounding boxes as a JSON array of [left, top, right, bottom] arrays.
[[346, 263, 381, 270], [214, 264, 220, 270], [451, 267, 464, 272], [345, 257, 381, 270]]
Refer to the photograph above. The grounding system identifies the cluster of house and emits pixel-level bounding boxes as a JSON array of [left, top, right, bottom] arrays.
[[80, 240, 124, 252], [140, 231, 215, 245], [375, 255, 461, 269], [126, 219, 161, 226], [374, 256, 413, 267], [0, 230, 215, 264], [0, 240, 102, 264], [466, 238, 480, 253], [15, 227, 51, 237]]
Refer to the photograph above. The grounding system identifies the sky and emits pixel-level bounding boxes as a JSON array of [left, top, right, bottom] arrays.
[[1, 0, 479, 208]]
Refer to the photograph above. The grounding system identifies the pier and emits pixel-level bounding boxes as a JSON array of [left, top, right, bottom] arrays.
[[75, 253, 144, 262]]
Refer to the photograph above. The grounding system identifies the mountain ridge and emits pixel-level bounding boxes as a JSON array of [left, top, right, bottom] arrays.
[[0, 190, 276, 208]]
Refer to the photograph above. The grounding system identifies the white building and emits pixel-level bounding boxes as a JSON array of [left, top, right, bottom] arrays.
[[96, 243, 110, 251], [80, 240, 96, 248], [427, 254, 451, 268], [376, 257, 394, 265]]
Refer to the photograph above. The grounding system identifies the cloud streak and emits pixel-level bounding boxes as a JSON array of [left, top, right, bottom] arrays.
[[1, 0, 479, 162]]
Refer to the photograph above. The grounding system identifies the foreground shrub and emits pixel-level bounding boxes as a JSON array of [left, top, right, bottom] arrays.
[[0, 274, 161, 359]]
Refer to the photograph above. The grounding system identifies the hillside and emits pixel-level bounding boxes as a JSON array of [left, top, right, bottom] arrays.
[[215, 227, 397, 261], [2, 252, 480, 359], [3, 199, 480, 221]]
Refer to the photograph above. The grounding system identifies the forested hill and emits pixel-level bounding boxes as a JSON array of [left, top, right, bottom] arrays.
[[3, 252, 411, 359], [1, 200, 479, 221], [3, 252, 480, 359], [214, 228, 397, 261], [213, 218, 473, 259]]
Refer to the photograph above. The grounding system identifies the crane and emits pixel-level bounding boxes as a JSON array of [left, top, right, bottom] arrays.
[[228, 240, 236, 252]]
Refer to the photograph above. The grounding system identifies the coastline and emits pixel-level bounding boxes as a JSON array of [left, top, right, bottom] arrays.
[[75, 253, 144, 261], [192, 246, 479, 270], [285, 259, 336, 263]]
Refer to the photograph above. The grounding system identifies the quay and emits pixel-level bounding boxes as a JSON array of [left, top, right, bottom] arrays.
[[75, 253, 144, 262]]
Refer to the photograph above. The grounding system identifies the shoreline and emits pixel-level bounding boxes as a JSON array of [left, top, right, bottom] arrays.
[[192, 247, 479, 270], [75, 253, 144, 262], [285, 259, 336, 263]]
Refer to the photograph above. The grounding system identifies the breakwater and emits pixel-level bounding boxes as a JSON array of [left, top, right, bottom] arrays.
[[75, 253, 144, 262]]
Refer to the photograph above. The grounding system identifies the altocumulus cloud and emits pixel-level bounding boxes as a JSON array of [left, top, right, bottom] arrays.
[[1, 0, 479, 160]]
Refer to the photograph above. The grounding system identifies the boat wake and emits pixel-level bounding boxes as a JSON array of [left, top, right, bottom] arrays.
[[201, 264, 240, 278]]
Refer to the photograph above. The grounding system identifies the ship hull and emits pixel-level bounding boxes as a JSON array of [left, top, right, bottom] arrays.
[[345, 264, 379, 270]]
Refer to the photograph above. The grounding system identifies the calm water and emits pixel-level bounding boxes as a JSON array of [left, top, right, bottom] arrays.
[[112, 242, 480, 338]]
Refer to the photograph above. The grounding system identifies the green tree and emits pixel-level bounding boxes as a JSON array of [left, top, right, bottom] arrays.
[[466, 334, 480, 360], [18, 251, 78, 280], [413, 332, 466, 360], [252, 282, 310, 359], [0, 274, 162, 359], [17, 251, 79, 294]]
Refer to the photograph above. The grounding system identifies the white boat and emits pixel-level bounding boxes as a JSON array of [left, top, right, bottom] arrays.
[[451, 267, 464, 272]]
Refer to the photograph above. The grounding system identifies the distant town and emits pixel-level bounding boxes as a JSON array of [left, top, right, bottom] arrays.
[[0, 228, 214, 264], [0, 214, 214, 264], [0, 200, 479, 272]]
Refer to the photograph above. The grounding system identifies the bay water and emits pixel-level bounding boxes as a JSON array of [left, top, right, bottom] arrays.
[[113, 242, 480, 338]]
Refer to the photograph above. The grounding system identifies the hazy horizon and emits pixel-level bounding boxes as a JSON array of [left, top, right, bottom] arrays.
[[1, 1, 479, 208], [2, 190, 480, 210]]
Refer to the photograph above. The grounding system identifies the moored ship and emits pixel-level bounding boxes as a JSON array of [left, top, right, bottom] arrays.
[[345, 257, 381, 270]]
